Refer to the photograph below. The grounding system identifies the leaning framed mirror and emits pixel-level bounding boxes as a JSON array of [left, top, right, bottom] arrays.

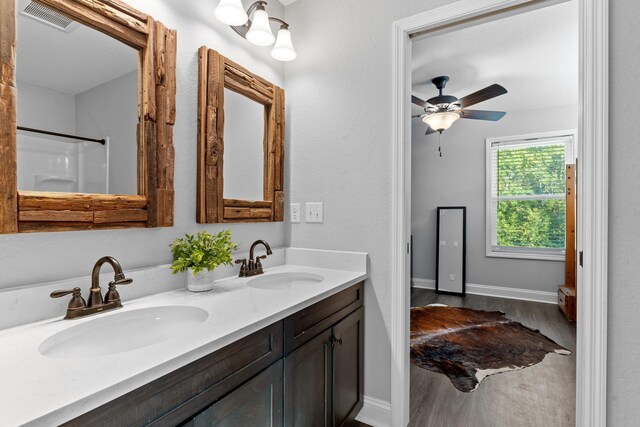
[[0, 0, 176, 233], [196, 47, 284, 223]]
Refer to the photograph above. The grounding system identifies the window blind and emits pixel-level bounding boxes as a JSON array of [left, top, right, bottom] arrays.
[[489, 135, 573, 253]]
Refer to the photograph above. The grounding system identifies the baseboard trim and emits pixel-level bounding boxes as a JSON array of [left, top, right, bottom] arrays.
[[355, 396, 391, 427], [412, 278, 557, 304]]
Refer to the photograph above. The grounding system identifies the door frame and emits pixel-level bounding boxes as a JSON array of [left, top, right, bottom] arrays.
[[390, 0, 608, 426]]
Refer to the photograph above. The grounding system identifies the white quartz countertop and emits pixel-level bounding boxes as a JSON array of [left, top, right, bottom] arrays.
[[0, 249, 367, 426]]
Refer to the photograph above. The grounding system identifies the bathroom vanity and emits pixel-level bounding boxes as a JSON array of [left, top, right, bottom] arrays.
[[0, 248, 367, 426], [67, 283, 363, 427]]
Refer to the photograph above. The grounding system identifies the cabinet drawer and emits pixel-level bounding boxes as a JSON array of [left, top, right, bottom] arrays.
[[284, 282, 363, 354], [65, 321, 283, 427]]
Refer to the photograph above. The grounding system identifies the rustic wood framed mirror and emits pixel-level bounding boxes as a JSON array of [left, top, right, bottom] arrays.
[[196, 47, 284, 223], [0, 0, 176, 233]]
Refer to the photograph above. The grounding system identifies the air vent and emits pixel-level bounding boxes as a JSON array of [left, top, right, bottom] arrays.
[[20, 1, 78, 32]]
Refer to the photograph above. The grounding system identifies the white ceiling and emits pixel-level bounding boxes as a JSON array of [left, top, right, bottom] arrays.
[[16, 0, 138, 94], [278, 0, 299, 5], [411, 0, 578, 113]]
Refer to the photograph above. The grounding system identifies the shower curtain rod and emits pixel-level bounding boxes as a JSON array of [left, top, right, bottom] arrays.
[[17, 126, 106, 145]]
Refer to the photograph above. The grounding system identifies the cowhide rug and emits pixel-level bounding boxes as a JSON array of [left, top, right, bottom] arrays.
[[410, 305, 570, 392]]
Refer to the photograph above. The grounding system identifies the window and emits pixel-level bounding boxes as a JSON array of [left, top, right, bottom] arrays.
[[486, 131, 576, 261]]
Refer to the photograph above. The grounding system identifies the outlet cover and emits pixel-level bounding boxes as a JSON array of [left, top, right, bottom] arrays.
[[305, 202, 323, 223], [290, 203, 300, 223]]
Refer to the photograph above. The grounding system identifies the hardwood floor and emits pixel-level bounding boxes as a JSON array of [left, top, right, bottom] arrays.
[[409, 289, 576, 427]]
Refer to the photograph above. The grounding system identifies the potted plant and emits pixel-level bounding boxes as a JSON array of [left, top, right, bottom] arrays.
[[170, 230, 238, 292]]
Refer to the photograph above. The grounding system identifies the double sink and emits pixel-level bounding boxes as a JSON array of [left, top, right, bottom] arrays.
[[39, 272, 325, 359]]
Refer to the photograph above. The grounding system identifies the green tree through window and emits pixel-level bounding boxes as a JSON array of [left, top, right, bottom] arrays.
[[492, 142, 566, 250]]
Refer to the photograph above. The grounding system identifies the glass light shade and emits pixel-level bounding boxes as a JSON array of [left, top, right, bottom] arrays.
[[214, 0, 248, 26], [246, 9, 275, 46], [271, 27, 297, 61], [422, 111, 460, 132]]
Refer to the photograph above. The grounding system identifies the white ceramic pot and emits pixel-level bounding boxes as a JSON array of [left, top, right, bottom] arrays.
[[187, 268, 219, 292]]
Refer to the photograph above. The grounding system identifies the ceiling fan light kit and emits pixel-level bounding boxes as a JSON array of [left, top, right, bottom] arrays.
[[412, 75, 508, 137], [214, 0, 297, 61], [423, 111, 460, 132]]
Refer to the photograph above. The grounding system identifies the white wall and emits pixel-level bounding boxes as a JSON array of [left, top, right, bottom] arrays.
[[608, 0, 640, 424], [283, 0, 451, 406], [411, 105, 577, 292], [76, 71, 138, 195], [0, 0, 286, 289]]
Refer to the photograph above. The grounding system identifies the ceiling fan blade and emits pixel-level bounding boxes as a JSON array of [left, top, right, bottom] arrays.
[[459, 109, 506, 121], [456, 84, 507, 108], [425, 126, 437, 135], [412, 95, 429, 108], [412, 114, 424, 118]]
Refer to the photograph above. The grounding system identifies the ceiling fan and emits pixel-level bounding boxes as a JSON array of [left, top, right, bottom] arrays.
[[412, 76, 507, 134]]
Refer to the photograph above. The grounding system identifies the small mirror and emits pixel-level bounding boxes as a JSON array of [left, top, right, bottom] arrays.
[[197, 47, 284, 223], [15, 0, 138, 194], [223, 88, 265, 201]]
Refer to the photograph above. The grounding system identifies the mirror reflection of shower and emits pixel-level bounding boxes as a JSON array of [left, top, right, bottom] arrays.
[[15, 0, 138, 195]]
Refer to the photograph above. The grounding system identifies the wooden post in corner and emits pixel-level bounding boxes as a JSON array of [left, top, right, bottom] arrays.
[[559, 164, 577, 321], [565, 164, 576, 288]]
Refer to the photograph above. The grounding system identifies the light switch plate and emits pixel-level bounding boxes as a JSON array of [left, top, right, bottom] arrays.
[[305, 202, 323, 223], [290, 203, 300, 223]]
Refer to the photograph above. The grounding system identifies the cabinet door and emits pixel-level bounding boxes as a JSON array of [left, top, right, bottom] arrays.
[[332, 307, 364, 427], [284, 328, 333, 427], [187, 360, 283, 427]]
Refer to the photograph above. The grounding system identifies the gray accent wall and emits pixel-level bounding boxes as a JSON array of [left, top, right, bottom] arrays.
[[411, 104, 578, 293]]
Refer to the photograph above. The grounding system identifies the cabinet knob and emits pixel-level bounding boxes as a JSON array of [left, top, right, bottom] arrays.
[[330, 337, 343, 349]]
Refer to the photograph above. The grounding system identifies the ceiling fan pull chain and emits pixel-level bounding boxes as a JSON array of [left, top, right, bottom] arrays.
[[438, 133, 443, 157]]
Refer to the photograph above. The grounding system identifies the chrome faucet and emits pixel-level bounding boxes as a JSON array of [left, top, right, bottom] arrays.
[[235, 240, 273, 277], [50, 256, 133, 319]]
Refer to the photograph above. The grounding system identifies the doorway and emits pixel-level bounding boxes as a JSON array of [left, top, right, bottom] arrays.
[[390, 0, 608, 426]]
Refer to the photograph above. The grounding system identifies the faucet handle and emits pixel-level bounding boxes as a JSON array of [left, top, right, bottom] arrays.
[[255, 255, 267, 268], [235, 258, 248, 277], [50, 287, 87, 310]]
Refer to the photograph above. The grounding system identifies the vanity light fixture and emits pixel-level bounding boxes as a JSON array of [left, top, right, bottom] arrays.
[[214, 0, 297, 61], [214, 0, 248, 26]]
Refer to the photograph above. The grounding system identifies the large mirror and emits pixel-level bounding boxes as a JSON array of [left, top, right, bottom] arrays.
[[0, 0, 176, 233], [16, 0, 138, 194], [197, 47, 284, 223]]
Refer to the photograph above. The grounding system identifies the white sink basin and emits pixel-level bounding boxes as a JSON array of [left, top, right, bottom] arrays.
[[39, 306, 208, 359], [247, 272, 324, 290]]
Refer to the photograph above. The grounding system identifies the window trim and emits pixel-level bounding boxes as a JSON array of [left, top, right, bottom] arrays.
[[485, 129, 578, 262]]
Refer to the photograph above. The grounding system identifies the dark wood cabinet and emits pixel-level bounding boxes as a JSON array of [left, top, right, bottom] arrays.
[[333, 307, 364, 427], [284, 303, 364, 427], [66, 282, 364, 427], [185, 360, 284, 427], [284, 329, 333, 426]]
